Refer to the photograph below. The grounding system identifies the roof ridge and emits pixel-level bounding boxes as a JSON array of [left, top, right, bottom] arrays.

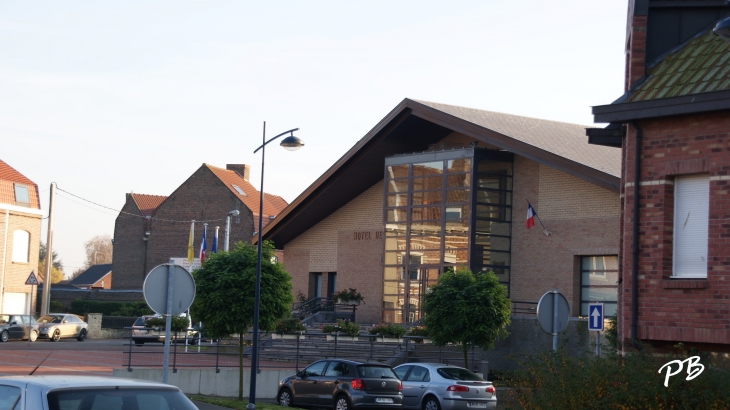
[[411, 99, 591, 128]]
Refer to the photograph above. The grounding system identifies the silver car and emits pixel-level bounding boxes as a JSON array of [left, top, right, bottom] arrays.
[[394, 363, 496, 410], [37, 313, 89, 342], [0, 375, 198, 409]]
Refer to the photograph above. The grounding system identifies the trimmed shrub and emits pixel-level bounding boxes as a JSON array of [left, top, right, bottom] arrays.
[[322, 319, 360, 337], [368, 323, 406, 338], [69, 299, 153, 317]]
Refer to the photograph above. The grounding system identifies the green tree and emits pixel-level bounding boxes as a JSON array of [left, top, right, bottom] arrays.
[[39, 242, 65, 283], [190, 241, 293, 400], [423, 268, 511, 368]]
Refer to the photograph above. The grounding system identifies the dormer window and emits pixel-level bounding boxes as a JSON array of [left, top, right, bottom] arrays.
[[232, 185, 246, 196], [14, 184, 29, 207]]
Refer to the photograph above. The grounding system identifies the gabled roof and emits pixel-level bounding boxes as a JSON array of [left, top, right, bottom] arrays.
[[69, 264, 112, 287], [130, 193, 167, 217], [261, 98, 621, 248], [592, 25, 730, 123], [205, 164, 288, 218], [0, 159, 40, 209]]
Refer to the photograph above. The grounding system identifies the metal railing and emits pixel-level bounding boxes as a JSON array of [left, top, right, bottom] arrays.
[[511, 300, 537, 316], [122, 331, 488, 375], [291, 297, 334, 319]]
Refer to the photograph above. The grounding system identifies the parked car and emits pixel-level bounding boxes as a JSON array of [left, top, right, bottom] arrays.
[[37, 313, 88, 342], [393, 363, 496, 410], [0, 314, 39, 342], [131, 313, 198, 346], [277, 359, 403, 410], [0, 374, 198, 409]]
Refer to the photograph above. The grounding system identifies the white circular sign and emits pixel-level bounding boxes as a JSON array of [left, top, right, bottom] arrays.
[[143, 264, 196, 315]]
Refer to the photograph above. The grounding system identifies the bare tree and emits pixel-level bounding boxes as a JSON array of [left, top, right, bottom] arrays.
[[83, 235, 113, 268]]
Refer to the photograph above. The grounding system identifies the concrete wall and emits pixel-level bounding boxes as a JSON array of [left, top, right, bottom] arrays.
[[87, 313, 129, 339], [112, 368, 296, 398]]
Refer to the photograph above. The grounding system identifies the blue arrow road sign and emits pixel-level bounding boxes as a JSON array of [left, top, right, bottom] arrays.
[[588, 303, 604, 331]]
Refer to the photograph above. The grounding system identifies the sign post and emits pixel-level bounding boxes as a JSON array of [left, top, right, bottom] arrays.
[[588, 303, 604, 356], [25, 271, 39, 346], [536, 289, 570, 352], [143, 264, 196, 384]]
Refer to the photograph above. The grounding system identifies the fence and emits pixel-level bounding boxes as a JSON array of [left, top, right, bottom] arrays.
[[122, 331, 489, 375]]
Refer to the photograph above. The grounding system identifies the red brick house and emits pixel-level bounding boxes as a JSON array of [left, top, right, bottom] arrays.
[[0, 159, 42, 314], [112, 163, 288, 289], [589, 1, 730, 352]]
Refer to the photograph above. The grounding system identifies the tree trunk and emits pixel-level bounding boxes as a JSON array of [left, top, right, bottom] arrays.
[[239, 333, 243, 400], [463, 343, 469, 369]]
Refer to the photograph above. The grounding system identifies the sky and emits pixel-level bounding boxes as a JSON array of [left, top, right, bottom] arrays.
[[0, 1, 628, 275]]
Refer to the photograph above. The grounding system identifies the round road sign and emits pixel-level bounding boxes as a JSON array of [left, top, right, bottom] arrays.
[[536, 290, 570, 335], [143, 264, 196, 316]]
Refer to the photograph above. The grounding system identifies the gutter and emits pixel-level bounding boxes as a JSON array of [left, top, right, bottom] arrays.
[[0, 209, 8, 310], [630, 122, 642, 343]]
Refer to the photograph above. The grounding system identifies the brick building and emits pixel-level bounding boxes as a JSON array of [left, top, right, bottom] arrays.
[[0, 159, 42, 314], [588, 1, 730, 351], [261, 99, 621, 324], [112, 163, 288, 289]]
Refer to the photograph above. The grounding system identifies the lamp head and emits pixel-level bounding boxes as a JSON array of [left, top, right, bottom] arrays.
[[713, 17, 730, 42], [280, 133, 304, 151], [229, 210, 240, 216]]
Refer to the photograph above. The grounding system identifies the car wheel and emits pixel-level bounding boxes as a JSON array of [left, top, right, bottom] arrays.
[[335, 394, 352, 410], [0, 330, 8, 342], [51, 329, 61, 342], [423, 396, 441, 410], [277, 388, 293, 407], [77, 329, 87, 342], [29, 330, 38, 342]]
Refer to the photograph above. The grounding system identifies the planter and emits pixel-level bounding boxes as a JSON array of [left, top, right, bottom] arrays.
[[271, 333, 305, 340], [337, 299, 361, 306], [379, 336, 403, 343], [326, 334, 359, 342]]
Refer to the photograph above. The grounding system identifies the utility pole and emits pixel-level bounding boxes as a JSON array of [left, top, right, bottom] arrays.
[[40, 182, 56, 316]]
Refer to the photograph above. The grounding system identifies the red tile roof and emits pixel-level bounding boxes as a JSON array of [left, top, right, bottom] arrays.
[[205, 164, 288, 218], [0, 159, 40, 209], [130, 193, 167, 217]]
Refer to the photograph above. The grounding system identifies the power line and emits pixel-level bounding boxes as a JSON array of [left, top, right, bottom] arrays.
[[55, 186, 229, 224]]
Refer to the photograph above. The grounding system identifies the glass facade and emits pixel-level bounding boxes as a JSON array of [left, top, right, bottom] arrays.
[[580, 256, 618, 317], [382, 149, 513, 323]]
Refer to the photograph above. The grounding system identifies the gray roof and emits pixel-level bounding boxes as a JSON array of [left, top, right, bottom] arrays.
[[69, 264, 112, 286], [415, 100, 621, 178]]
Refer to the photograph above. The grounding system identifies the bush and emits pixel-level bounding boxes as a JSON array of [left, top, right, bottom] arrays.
[[407, 325, 430, 342], [69, 299, 153, 317], [322, 319, 360, 337], [368, 323, 406, 338], [333, 288, 364, 304], [275, 317, 306, 333], [506, 349, 730, 409]]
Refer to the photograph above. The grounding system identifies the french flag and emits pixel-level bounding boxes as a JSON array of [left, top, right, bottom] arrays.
[[526, 203, 536, 229], [200, 224, 207, 264]]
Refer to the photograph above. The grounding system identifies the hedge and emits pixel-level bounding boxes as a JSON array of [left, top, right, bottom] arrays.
[[69, 299, 153, 317]]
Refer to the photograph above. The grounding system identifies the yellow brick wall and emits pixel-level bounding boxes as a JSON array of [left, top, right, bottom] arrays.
[[538, 164, 620, 220], [286, 181, 384, 271], [0, 208, 42, 313]]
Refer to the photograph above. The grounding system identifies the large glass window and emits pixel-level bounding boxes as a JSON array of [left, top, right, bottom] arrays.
[[580, 256, 618, 316]]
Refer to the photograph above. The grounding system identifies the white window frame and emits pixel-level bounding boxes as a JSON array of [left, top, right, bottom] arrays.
[[672, 174, 709, 278], [11, 230, 30, 263]]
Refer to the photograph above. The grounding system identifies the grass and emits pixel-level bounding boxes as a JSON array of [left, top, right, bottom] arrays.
[[188, 395, 296, 410]]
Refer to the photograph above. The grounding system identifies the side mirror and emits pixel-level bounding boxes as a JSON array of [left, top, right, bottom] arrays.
[[63, 320, 68, 323], [296, 370, 305, 378], [10, 322, 17, 325]]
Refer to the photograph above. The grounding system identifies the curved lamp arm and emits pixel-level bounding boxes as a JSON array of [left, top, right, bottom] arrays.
[[253, 128, 299, 154]]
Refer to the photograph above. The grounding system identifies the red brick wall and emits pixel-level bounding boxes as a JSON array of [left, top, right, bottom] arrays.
[[619, 113, 730, 348], [111, 195, 147, 289]]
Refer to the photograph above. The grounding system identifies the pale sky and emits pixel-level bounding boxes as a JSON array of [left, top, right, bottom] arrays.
[[0, 1, 628, 274]]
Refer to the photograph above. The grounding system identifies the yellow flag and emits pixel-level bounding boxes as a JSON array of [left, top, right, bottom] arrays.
[[187, 221, 195, 263]]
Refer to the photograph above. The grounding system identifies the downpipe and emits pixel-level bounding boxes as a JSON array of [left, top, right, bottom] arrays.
[[630, 122, 642, 346]]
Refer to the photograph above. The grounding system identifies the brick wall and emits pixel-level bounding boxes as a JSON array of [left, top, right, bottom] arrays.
[[511, 157, 620, 316], [111, 195, 148, 289], [112, 166, 255, 289], [618, 113, 730, 348], [284, 182, 384, 323], [0, 208, 41, 313]]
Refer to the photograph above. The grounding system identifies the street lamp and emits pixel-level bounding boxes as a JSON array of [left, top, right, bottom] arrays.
[[225, 210, 240, 251], [248, 122, 303, 410]]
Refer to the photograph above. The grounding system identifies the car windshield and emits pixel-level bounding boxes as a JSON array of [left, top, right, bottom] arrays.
[[437, 367, 485, 381], [133, 317, 146, 326], [38, 315, 64, 324], [356, 365, 398, 379], [48, 387, 198, 410]]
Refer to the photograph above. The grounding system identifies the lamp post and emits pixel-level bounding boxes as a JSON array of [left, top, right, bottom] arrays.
[[225, 210, 240, 251], [248, 122, 303, 410]]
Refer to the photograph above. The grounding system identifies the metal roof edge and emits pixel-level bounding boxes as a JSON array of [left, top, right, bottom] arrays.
[[592, 89, 730, 122]]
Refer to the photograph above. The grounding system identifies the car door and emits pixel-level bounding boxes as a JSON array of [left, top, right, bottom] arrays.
[[292, 360, 328, 405], [401, 365, 431, 408], [8, 316, 23, 339], [319, 361, 349, 405]]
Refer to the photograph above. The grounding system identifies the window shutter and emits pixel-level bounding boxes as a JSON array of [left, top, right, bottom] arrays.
[[673, 175, 709, 277]]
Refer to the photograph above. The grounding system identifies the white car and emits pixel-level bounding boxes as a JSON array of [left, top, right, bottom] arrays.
[[0, 375, 198, 409], [131, 314, 198, 346]]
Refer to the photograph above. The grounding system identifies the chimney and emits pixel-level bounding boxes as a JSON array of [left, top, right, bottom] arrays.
[[227, 164, 250, 182]]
